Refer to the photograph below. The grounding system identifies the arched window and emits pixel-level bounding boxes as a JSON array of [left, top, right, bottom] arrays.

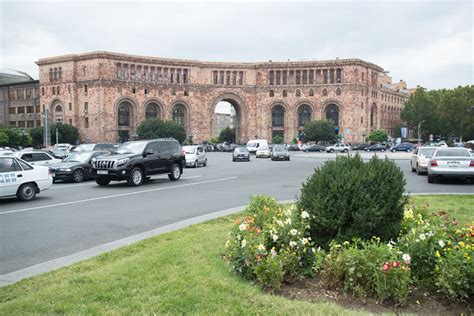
[[295, 89, 301, 97], [84, 85, 88, 95], [172, 104, 186, 126], [309, 89, 314, 96], [322, 88, 328, 96], [42, 87, 45, 96], [272, 105, 285, 127], [54, 104, 63, 122], [282, 90, 288, 97], [57, 86, 60, 94], [49, 69, 53, 82], [336, 88, 342, 96], [269, 90, 274, 97], [370, 104, 377, 127], [145, 103, 159, 120], [298, 104, 312, 127], [58, 67, 62, 80], [325, 104, 339, 127], [52, 87, 56, 95], [118, 103, 131, 127], [53, 68, 58, 81]]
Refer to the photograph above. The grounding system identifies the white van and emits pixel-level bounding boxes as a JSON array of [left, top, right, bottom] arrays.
[[246, 139, 269, 154]]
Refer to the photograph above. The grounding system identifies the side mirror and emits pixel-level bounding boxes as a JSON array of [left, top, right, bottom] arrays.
[[144, 150, 154, 156]]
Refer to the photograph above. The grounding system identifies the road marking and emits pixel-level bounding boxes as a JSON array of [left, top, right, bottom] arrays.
[[0, 176, 236, 216]]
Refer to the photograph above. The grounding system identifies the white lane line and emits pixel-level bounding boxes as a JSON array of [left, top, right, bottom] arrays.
[[0, 176, 236, 216]]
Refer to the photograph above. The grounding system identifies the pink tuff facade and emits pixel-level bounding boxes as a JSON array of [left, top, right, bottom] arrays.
[[36, 51, 411, 144]]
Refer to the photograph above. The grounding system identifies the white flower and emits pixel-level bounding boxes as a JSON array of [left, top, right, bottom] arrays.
[[276, 220, 284, 227], [225, 240, 230, 248], [241, 239, 247, 248], [438, 240, 445, 248], [387, 243, 393, 250], [402, 253, 411, 263], [301, 211, 310, 219], [239, 223, 247, 231], [301, 238, 309, 245], [426, 231, 434, 237], [311, 247, 316, 253], [272, 234, 279, 242], [237, 234, 241, 240], [317, 246, 321, 252], [270, 247, 277, 258], [289, 241, 297, 247], [285, 218, 292, 225], [257, 244, 265, 251], [289, 229, 298, 236], [419, 233, 426, 241]]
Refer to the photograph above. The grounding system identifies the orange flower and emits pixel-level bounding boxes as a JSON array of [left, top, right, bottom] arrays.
[[246, 217, 255, 224], [235, 218, 241, 225]]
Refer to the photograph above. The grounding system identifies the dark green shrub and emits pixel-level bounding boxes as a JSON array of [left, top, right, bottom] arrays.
[[297, 154, 406, 249]]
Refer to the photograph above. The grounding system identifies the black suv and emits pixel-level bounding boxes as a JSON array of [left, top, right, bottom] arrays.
[[91, 138, 185, 186]]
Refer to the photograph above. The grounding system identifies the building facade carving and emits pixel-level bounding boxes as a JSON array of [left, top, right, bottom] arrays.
[[36, 51, 411, 143]]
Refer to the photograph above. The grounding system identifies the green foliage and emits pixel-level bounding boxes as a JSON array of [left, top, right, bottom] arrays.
[[297, 154, 406, 250], [218, 127, 235, 143], [0, 130, 8, 146], [136, 119, 186, 143], [0, 126, 32, 147], [30, 127, 43, 147], [51, 123, 80, 145], [272, 134, 283, 144], [224, 195, 322, 291], [367, 129, 388, 143], [303, 120, 337, 143], [208, 135, 219, 144]]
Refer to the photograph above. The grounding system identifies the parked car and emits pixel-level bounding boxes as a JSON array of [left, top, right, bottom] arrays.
[[326, 143, 350, 153], [391, 143, 414, 152], [183, 145, 207, 168], [365, 144, 387, 152], [71, 143, 116, 153], [0, 155, 53, 201], [42, 148, 67, 160], [427, 148, 473, 183], [271, 145, 290, 161], [91, 138, 185, 186], [246, 139, 269, 154], [232, 146, 250, 162], [352, 143, 370, 151], [49, 151, 110, 183], [54, 143, 72, 152], [304, 144, 326, 152], [7, 150, 62, 166], [287, 144, 300, 151], [256, 146, 271, 158], [410, 147, 436, 175]]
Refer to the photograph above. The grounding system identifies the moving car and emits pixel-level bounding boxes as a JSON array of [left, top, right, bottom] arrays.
[[8, 150, 62, 166], [304, 144, 326, 152], [391, 143, 414, 152], [326, 143, 350, 153], [365, 144, 387, 152], [233, 146, 250, 162], [427, 148, 474, 183], [42, 148, 68, 160], [246, 139, 269, 154], [271, 145, 290, 161], [183, 145, 207, 168], [0, 155, 53, 201], [410, 147, 436, 175], [49, 151, 110, 183], [256, 146, 271, 158], [352, 143, 370, 151]]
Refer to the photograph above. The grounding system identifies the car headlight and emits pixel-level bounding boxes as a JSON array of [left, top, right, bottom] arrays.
[[116, 158, 129, 166], [58, 168, 72, 172], [91, 158, 96, 163]]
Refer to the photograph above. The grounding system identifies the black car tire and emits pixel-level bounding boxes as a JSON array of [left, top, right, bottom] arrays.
[[232, 158, 236, 162], [365, 149, 370, 152], [127, 167, 144, 186], [17, 183, 37, 201], [203, 159, 207, 167], [246, 158, 250, 162], [416, 166, 423, 175], [72, 169, 84, 183], [406, 149, 411, 153], [330, 149, 334, 153], [168, 163, 181, 181], [428, 175, 436, 183], [96, 178, 110, 186], [392, 149, 396, 152], [194, 160, 198, 168], [287, 157, 290, 161], [411, 164, 416, 172], [343, 149, 348, 153]]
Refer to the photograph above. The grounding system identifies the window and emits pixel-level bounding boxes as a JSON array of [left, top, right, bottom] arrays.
[[68, 85, 71, 94], [17, 90, 25, 99], [171, 88, 176, 96], [118, 103, 131, 127], [26, 89, 33, 99], [336, 68, 342, 83], [27, 121, 34, 128], [329, 69, 335, 83], [272, 105, 285, 127], [323, 69, 328, 84], [84, 102, 88, 113], [18, 121, 25, 128], [184, 90, 189, 96], [269, 71, 274, 85], [69, 119, 73, 125], [172, 104, 186, 126], [84, 85, 88, 95], [17, 107, 25, 114], [27, 106, 34, 113], [42, 87, 45, 96], [269, 90, 274, 97], [83, 66, 87, 78], [183, 69, 188, 84], [309, 89, 314, 96], [144, 88, 148, 95], [295, 89, 301, 97], [336, 88, 342, 96], [325, 104, 339, 127], [52, 87, 56, 95], [298, 104, 312, 127], [84, 117, 89, 128], [322, 88, 328, 96], [54, 68, 58, 81], [282, 90, 288, 97], [276, 71, 281, 85], [69, 102, 72, 111], [213, 71, 218, 85], [239, 72, 244, 85], [8, 90, 16, 100], [295, 70, 301, 85], [36, 120, 41, 126], [9, 107, 15, 114], [0, 157, 22, 172], [49, 68, 53, 82], [145, 103, 159, 119], [58, 67, 62, 80], [282, 71, 287, 85], [302, 70, 307, 84], [56, 86, 60, 94], [132, 87, 136, 94]]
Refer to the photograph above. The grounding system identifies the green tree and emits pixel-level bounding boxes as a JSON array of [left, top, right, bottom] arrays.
[[218, 127, 235, 143], [272, 135, 283, 144], [136, 119, 186, 143], [303, 120, 337, 143], [438, 85, 474, 141], [367, 129, 388, 143], [0, 130, 9, 146], [30, 127, 43, 147], [51, 123, 80, 145], [0, 127, 31, 147], [208, 135, 219, 144]]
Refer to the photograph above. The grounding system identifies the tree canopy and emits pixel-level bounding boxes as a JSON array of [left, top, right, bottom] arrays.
[[367, 129, 389, 143], [0, 126, 32, 148], [218, 127, 235, 143], [303, 120, 337, 143], [29, 123, 80, 147], [136, 119, 186, 143]]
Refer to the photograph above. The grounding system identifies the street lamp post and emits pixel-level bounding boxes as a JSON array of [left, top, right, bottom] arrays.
[[418, 120, 425, 146]]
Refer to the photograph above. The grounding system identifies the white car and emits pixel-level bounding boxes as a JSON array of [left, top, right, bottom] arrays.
[[7, 150, 62, 166], [0, 155, 53, 201], [183, 145, 207, 168], [246, 139, 269, 154], [427, 148, 474, 183], [325, 143, 350, 153], [411, 147, 436, 175], [256, 147, 271, 158]]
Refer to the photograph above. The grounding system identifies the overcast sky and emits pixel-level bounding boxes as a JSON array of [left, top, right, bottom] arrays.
[[1, 0, 472, 90]]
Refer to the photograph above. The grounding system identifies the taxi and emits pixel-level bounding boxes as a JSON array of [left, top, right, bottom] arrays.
[[0, 155, 53, 201]]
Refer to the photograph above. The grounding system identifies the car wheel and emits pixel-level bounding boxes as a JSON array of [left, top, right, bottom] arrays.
[[343, 149, 348, 153], [17, 183, 37, 201], [247, 158, 250, 162], [72, 169, 84, 183], [96, 178, 110, 186], [127, 167, 144, 186], [406, 149, 410, 153], [287, 157, 290, 161], [232, 158, 236, 162], [428, 175, 435, 183], [194, 160, 198, 168], [330, 149, 334, 153], [203, 158, 207, 167], [392, 149, 396, 152], [365, 149, 370, 152], [168, 163, 181, 181], [411, 164, 416, 172]]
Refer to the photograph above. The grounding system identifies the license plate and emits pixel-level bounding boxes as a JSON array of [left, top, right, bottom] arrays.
[[447, 161, 459, 167], [97, 170, 109, 175]]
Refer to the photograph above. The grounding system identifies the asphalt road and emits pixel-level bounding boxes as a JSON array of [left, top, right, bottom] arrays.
[[1, 151, 473, 275]]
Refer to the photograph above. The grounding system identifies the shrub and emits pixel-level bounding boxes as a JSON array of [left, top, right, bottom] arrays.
[[224, 195, 323, 291], [297, 154, 406, 249]]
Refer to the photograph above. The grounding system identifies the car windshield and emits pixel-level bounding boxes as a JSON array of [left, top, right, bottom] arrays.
[[183, 146, 196, 154], [273, 146, 286, 152], [418, 148, 435, 157], [115, 141, 147, 155], [64, 152, 92, 163], [235, 147, 248, 153], [247, 143, 258, 147], [72, 144, 95, 152], [434, 149, 471, 157]]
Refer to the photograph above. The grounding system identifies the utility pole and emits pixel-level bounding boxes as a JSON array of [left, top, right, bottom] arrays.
[[55, 128, 59, 145], [44, 109, 50, 147], [418, 120, 425, 146]]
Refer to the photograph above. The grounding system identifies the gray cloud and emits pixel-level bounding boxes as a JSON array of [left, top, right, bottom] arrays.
[[1, 0, 472, 89]]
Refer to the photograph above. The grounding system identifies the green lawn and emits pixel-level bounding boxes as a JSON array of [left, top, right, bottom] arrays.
[[409, 195, 474, 225], [0, 195, 472, 315]]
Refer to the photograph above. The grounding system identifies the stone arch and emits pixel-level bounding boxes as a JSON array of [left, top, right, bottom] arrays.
[[143, 98, 165, 120], [50, 98, 64, 123], [295, 101, 315, 129], [170, 99, 192, 136], [370, 103, 378, 129], [323, 100, 342, 128], [269, 101, 289, 142], [210, 92, 248, 143], [114, 96, 139, 143]]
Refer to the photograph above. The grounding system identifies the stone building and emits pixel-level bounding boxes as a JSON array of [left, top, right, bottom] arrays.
[[0, 70, 41, 129], [36, 51, 411, 144]]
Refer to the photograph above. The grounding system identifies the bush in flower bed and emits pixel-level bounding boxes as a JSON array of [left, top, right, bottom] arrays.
[[297, 155, 406, 250], [224, 195, 325, 291]]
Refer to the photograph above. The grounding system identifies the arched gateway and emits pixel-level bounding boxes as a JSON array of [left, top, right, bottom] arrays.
[[210, 93, 247, 143]]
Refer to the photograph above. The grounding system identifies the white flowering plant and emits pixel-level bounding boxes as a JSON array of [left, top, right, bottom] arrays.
[[223, 195, 323, 290]]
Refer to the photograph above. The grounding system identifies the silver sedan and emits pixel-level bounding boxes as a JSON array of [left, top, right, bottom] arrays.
[[410, 147, 437, 175], [427, 148, 474, 183]]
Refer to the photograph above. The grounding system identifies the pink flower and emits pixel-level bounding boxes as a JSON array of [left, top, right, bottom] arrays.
[[392, 261, 399, 268], [383, 262, 391, 272]]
